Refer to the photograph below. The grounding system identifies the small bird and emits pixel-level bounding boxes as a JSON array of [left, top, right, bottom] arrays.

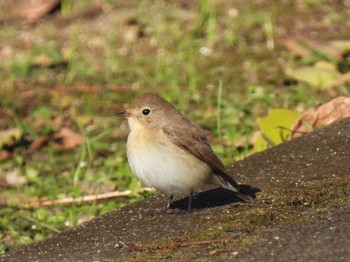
[[117, 92, 251, 211]]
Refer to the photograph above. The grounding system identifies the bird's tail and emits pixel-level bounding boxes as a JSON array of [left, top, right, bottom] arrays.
[[212, 174, 253, 202], [221, 182, 253, 202]]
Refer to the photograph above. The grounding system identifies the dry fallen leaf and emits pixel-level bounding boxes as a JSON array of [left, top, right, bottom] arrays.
[[280, 36, 345, 60], [292, 96, 350, 138], [29, 135, 49, 151], [298, 36, 343, 60], [279, 36, 311, 57], [29, 126, 83, 152], [19, 0, 61, 22], [0, 128, 22, 149], [52, 127, 83, 150], [0, 150, 13, 162]]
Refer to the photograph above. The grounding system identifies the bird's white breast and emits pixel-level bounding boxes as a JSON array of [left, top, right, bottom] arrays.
[[126, 124, 211, 195]]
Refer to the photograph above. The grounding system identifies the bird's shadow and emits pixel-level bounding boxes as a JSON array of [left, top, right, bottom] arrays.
[[170, 185, 261, 210]]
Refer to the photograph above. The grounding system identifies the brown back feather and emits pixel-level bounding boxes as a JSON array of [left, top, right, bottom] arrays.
[[162, 117, 240, 190]]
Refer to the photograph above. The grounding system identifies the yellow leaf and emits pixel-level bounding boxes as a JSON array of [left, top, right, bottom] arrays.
[[253, 109, 301, 152], [0, 128, 22, 149], [287, 61, 341, 89]]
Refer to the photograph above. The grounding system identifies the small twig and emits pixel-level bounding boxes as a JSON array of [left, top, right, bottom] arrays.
[[24, 190, 132, 208], [2, 187, 155, 209]]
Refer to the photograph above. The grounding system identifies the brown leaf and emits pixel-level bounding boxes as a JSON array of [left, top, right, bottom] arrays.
[[20, 0, 61, 22], [29, 136, 49, 151], [280, 36, 344, 60], [299, 36, 343, 60], [52, 127, 83, 150], [279, 36, 311, 57], [292, 96, 350, 138], [0, 150, 13, 162]]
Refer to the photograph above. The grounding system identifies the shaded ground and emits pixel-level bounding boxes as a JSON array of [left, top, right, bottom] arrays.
[[2, 118, 349, 262]]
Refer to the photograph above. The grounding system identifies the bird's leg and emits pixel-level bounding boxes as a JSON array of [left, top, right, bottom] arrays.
[[166, 195, 174, 210], [187, 190, 194, 211]]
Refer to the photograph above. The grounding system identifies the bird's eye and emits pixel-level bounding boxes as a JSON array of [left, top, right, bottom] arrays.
[[142, 108, 151, 116]]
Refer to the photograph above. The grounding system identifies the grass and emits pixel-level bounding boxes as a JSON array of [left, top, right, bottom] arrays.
[[0, 0, 350, 254]]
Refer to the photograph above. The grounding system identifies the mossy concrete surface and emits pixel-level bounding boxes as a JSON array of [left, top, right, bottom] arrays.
[[2, 118, 350, 262]]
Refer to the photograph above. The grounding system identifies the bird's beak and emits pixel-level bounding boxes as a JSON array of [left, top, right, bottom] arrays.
[[117, 110, 131, 118]]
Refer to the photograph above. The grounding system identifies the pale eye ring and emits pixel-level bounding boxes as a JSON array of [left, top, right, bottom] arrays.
[[142, 108, 151, 116]]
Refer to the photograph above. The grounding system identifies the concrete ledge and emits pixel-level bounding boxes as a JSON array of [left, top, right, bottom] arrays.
[[2, 118, 350, 262]]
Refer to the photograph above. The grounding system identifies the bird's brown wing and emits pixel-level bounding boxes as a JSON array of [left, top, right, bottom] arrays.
[[162, 119, 240, 190]]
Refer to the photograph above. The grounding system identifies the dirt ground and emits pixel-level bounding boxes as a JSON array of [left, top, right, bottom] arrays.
[[2, 118, 349, 261]]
